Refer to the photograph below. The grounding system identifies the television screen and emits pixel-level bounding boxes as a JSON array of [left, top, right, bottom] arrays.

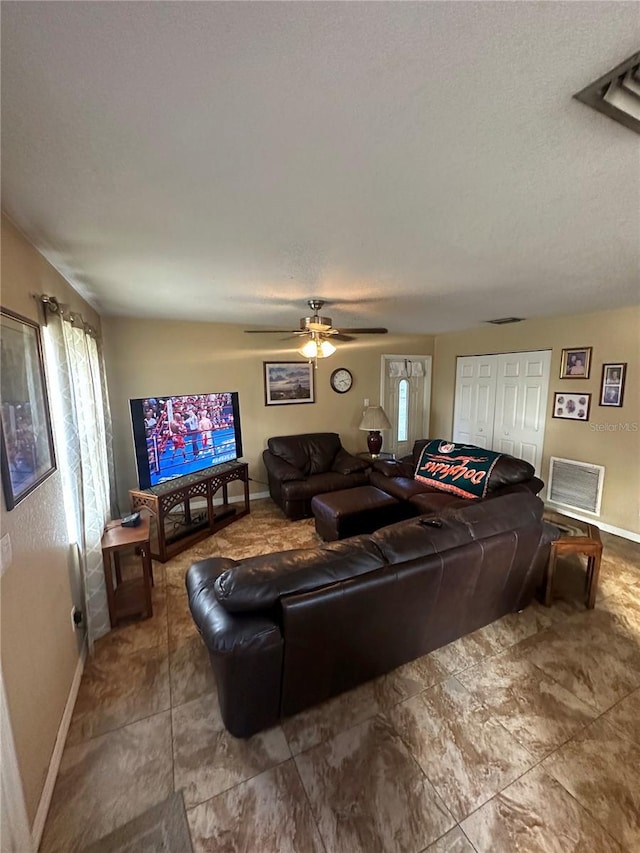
[[130, 392, 243, 489]]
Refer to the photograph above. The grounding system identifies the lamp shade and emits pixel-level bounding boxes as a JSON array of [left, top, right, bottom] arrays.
[[359, 406, 392, 431]]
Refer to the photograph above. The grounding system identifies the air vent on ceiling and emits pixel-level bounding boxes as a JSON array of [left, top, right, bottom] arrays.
[[485, 317, 525, 325], [547, 457, 605, 516], [574, 51, 640, 135]]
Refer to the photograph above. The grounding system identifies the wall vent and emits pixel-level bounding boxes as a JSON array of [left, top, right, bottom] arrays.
[[574, 51, 640, 135], [547, 457, 605, 516]]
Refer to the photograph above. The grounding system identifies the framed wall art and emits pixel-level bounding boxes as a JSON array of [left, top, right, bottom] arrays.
[[552, 392, 591, 421], [0, 308, 56, 510], [559, 347, 592, 379], [264, 361, 315, 406], [599, 362, 626, 407]]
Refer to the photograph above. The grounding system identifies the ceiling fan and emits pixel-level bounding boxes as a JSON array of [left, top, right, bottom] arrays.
[[244, 299, 388, 359]]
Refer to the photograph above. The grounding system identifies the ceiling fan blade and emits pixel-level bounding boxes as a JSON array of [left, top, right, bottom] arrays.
[[336, 327, 389, 335], [243, 329, 300, 334], [331, 333, 356, 342]]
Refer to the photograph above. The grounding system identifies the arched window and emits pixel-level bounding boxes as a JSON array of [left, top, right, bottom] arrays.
[[397, 378, 409, 442]]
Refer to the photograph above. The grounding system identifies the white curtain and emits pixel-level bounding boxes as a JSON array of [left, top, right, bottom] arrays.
[[388, 360, 424, 378], [45, 308, 116, 647], [388, 361, 408, 378]]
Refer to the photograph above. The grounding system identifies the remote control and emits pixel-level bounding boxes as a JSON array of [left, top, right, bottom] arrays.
[[419, 518, 443, 528]]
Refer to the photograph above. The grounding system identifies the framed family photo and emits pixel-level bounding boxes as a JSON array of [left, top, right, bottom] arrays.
[[599, 362, 626, 407], [0, 309, 56, 510], [553, 392, 591, 421], [560, 347, 592, 379], [264, 361, 315, 406]]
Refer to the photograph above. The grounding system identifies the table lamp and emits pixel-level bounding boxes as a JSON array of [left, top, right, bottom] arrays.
[[359, 405, 392, 456]]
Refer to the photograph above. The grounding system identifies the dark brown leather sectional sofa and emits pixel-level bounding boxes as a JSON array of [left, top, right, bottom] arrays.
[[369, 438, 545, 515], [187, 491, 554, 737], [263, 432, 544, 522]]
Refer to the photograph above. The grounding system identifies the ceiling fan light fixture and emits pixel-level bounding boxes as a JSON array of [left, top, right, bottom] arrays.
[[319, 340, 336, 357], [299, 339, 318, 359], [298, 337, 336, 360]]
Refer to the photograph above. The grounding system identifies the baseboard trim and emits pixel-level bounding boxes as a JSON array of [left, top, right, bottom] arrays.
[[544, 501, 640, 543], [212, 489, 271, 506], [32, 638, 87, 849]]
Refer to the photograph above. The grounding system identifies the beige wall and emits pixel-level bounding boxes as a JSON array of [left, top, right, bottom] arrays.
[[102, 316, 434, 509], [432, 306, 640, 535], [0, 216, 101, 825]]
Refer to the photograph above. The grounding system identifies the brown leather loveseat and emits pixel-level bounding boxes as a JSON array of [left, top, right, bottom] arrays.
[[262, 432, 370, 519], [186, 492, 553, 737]]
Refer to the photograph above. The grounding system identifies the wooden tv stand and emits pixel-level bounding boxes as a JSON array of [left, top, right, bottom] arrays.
[[129, 460, 250, 562]]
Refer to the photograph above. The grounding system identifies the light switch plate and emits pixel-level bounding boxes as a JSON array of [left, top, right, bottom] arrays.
[[0, 533, 12, 576]]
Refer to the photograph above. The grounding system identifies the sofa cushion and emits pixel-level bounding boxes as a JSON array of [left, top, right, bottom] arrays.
[[267, 433, 342, 476], [369, 472, 434, 500], [214, 538, 387, 613], [408, 491, 468, 514], [331, 447, 370, 475], [282, 470, 369, 502], [414, 440, 504, 499], [410, 439, 535, 495], [485, 454, 536, 492], [371, 492, 543, 565]]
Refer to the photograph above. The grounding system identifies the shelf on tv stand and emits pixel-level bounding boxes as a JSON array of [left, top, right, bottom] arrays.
[[128, 460, 250, 563]]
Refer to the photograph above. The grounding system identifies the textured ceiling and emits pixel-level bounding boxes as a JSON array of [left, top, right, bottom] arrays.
[[2, 1, 639, 334]]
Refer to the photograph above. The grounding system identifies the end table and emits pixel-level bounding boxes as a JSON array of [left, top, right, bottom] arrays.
[[543, 511, 602, 609], [357, 451, 396, 462], [101, 516, 153, 627]]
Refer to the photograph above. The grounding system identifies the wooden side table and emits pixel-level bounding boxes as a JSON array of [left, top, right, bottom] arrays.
[[357, 452, 396, 462], [544, 511, 603, 609], [101, 516, 153, 627]]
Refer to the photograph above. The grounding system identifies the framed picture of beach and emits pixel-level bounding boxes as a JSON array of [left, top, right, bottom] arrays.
[[264, 361, 315, 406]]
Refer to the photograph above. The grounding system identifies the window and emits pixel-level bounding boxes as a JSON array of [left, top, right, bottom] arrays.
[[397, 379, 409, 442]]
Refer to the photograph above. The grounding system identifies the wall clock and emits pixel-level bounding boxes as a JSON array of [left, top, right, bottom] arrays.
[[330, 368, 353, 394]]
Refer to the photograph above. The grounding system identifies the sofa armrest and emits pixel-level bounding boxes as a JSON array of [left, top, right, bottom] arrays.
[[371, 459, 414, 479], [187, 558, 284, 737], [485, 478, 545, 500], [263, 449, 303, 482], [331, 448, 370, 475]]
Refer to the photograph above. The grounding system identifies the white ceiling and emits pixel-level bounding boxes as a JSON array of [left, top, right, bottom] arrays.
[[2, 1, 639, 334]]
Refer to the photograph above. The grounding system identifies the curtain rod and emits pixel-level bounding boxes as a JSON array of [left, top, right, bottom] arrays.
[[34, 293, 99, 339]]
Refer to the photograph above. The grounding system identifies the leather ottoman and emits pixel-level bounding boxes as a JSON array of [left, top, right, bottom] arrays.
[[312, 485, 412, 541]]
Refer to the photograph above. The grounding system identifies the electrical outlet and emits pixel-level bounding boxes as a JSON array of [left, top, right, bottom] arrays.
[[70, 606, 83, 630], [363, 398, 369, 408], [0, 533, 12, 576]]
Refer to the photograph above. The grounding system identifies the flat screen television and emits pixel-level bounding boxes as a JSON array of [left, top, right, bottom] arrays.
[[130, 392, 243, 490]]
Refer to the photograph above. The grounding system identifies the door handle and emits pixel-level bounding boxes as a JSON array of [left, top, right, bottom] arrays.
[[504, 431, 510, 436]]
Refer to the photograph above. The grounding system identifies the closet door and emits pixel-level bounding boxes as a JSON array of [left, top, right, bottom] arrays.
[[452, 355, 497, 448], [493, 351, 551, 474]]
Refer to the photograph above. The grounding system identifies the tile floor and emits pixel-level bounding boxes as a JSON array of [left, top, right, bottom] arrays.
[[40, 499, 640, 852]]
